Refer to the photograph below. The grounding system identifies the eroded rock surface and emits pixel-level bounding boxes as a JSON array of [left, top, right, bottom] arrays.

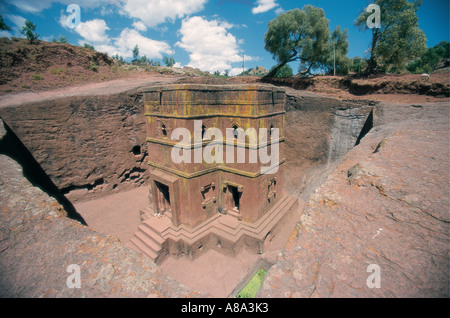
[[258, 102, 449, 297], [0, 76, 179, 202], [283, 89, 373, 199], [0, 152, 204, 297]]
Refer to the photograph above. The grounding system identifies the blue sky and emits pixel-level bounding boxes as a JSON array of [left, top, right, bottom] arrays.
[[1, 0, 449, 75]]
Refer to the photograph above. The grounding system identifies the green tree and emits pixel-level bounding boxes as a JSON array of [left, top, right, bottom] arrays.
[[270, 64, 293, 78], [56, 35, 68, 43], [350, 57, 368, 74], [0, 14, 11, 31], [163, 55, 175, 67], [355, 0, 427, 74], [132, 44, 139, 60], [407, 41, 450, 73], [21, 20, 39, 44], [83, 43, 95, 50], [140, 55, 146, 64], [263, 6, 330, 78], [324, 26, 350, 75], [113, 54, 125, 64]]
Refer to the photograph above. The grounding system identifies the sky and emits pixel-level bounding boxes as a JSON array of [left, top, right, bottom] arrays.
[[1, 0, 449, 75]]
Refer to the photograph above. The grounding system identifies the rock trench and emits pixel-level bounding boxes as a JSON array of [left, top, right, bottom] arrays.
[[2, 82, 445, 298]]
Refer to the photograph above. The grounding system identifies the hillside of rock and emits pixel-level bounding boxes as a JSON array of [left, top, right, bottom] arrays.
[[258, 101, 449, 297]]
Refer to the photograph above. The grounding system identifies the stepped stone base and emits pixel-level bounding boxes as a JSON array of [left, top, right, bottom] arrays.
[[128, 194, 299, 263]]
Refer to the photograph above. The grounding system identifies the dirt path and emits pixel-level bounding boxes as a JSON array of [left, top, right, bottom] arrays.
[[0, 74, 182, 108]]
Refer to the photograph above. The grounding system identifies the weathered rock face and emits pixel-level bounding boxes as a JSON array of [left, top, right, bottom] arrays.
[[0, 127, 204, 297], [258, 102, 449, 298], [0, 84, 373, 205], [282, 89, 374, 199], [0, 90, 149, 202]]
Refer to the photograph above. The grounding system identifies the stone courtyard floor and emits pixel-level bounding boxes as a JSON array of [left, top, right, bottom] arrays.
[[74, 186, 304, 297]]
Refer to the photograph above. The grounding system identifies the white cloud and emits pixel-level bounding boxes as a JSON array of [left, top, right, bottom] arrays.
[[4, 14, 26, 37], [75, 19, 110, 44], [228, 67, 245, 77], [0, 31, 12, 38], [41, 35, 56, 42], [110, 28, 173, 59], [58, 11, 69, 29], [5, 0, 105, 13], [252, 0, 279, 14], [77, 29, 172, 60], [5, 0, 53, 13], [6, 14, 26, 29], [122, 0, 207, 28], [275, 7, 285, 15], [132, 21, 147, 32], [176, 16, 253, 75], [68, 17, 172, 60]]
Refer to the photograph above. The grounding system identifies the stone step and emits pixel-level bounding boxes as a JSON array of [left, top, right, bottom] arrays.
[[134, 231, 162, 253], [139, 223, 166, 245], [226, 208, 242, 220], [133, 194, 299, 261], [248, 198, 297, 239], [218, 215, 241, 231], [143, 214, 172, 234], [140, 207, 154, 222], [163, 196, 297, 245], [163, 214, 223, 243], [242, 196, 295, 234], [214, 196, 297, 242], [140, 207, 153, 215], [129, 236, 159, 261]]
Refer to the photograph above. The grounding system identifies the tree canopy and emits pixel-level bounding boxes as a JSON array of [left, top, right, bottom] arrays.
[[21, 20, 39, 44], [263, 6, 330, 77], [83, 43, 95, 50], [323, 26, 350, 75], [163, 56, 175, 67], [269, 64, 294, 78], [355, 0, 427, 74], [0, 14, 11, 31], [53, 35, 68, 43], [132, 44, 139, 60], [407, 41, 449, 74]]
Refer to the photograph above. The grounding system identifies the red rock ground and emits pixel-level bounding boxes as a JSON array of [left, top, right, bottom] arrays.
[[258, 101, 449, 297]]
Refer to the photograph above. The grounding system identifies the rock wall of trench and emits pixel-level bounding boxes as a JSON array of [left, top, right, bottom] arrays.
[[0, 89, 149, 202], [283, 89, 374, 199], [0, 85, 373, 203]]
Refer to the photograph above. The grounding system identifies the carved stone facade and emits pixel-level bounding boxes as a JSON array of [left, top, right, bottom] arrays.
[[130, 84, 298, 261]]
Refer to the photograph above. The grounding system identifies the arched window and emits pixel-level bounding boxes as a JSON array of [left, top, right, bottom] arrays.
[[161, 123, 167, 137], [269, 124, 274, 136]]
